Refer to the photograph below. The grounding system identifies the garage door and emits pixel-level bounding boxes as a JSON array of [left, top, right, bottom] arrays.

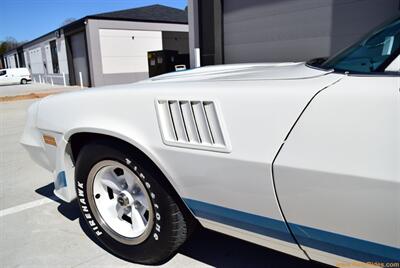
[[99, 29, 163, 74], [222, 0, 331, 63], [70, 31, 90, 87], [7, 55, 16, 68], [29, 48, 44, 74]]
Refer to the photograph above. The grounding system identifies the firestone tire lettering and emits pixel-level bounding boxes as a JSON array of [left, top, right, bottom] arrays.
[[74, 140, 191, 264]]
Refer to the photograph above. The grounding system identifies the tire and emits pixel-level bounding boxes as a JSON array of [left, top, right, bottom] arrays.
[[20, 79, 27, 84], [75, 140, 190, 264]]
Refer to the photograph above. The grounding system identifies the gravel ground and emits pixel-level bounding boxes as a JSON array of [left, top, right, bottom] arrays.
[[0, 82, 79, 97]]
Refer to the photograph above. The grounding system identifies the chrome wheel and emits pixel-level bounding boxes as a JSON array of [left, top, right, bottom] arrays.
[[87, 160, 154, 245]]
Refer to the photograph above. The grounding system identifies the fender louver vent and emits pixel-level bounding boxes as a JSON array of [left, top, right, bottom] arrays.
[[156, 100, 230, 152]]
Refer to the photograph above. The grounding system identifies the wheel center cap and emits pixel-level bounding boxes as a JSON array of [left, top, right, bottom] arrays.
[[117, 190, 134, 207]]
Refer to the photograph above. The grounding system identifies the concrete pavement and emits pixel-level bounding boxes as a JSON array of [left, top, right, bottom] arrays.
[[0, 97, 327, 267]]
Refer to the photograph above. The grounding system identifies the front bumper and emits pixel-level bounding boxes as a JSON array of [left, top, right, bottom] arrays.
[[20, 101, 76, 202]]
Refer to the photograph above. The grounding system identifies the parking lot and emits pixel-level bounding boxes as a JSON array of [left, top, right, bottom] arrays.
[[0, 85, 327, 267]]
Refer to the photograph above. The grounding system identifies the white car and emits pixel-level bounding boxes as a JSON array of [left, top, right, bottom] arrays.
[[0, 68, 31, 85], [21, 18, 399, 266]]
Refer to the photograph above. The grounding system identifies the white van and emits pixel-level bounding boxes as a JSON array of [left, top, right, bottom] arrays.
[[0, 68, 31, 86]]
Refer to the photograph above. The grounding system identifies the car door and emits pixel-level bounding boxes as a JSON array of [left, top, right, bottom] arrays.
[[11, 70, 20, 84], [273, 74, 399, 266], [7, 70, 19, 84]]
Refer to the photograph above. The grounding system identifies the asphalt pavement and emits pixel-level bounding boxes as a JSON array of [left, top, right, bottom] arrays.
[[0, 87, 327, 267]]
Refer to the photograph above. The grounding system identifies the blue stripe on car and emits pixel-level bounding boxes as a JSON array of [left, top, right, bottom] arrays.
[[183, 198, 295, 244], [183, 198, 400, 263]]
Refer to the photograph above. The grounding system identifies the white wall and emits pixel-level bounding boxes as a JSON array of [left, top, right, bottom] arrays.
[[23, 51, 28, 68], [57, 38, 69, 74], [99, 29, 163, 74]]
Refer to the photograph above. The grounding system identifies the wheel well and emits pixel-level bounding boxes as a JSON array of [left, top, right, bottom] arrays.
[[69, 132, 198, 231]]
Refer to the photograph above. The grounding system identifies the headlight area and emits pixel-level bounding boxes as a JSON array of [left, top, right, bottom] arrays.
[[20, 108, 77, 202]]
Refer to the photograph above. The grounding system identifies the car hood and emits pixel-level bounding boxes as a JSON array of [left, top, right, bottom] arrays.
[[34, 62, 342, 135], [36, 62, 334, 114], [144, 62, 331, 83]]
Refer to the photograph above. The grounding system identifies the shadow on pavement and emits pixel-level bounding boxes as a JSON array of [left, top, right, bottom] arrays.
[[35, 183, 330, 267], [179, 228, 329, 268], [35, 183, 80, 221]]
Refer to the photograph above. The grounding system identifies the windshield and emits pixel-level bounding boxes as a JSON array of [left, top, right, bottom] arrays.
[[309, 17, 400, 73]]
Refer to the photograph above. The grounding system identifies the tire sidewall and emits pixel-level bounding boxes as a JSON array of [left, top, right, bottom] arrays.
[[75, 142, 175, 262]]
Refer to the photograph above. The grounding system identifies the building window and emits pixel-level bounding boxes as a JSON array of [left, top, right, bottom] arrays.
[[50, 40, 59, 73], [17, 51, 25, 67]]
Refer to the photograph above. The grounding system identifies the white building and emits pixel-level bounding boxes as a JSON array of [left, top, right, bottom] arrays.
[[1, 5, 188, 87]]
